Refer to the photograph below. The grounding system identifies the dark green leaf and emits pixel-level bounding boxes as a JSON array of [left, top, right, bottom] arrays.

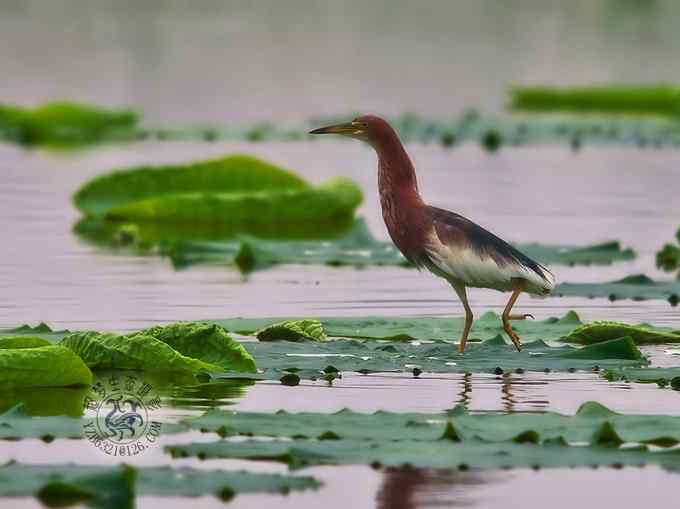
[[217, 310, 582, 341], [180, 402, 679, 447], [166, 438, 680, 472], [216, 335, 644, 381], [0, 462, 319, 507], [562, 321, 680, 345], [555, 274, 680, 305]]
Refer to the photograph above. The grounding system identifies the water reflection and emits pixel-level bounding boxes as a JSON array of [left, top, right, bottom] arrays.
[[457, 373, 472, 409], [0, 387, 88, 417], [377, 467, 492, 509], [93, 370, 254, 412]]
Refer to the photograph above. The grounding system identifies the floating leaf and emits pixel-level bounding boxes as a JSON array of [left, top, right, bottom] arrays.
[[554, 274, 680, 305], [510, 85, 680, 116], [655, 228, 680, 274], [74, 154, 308, 216], [158, 217, 406, 271], [167, 437, 680, 473], [0, 101, 139, 147], [213, 335, 644, 381], [0, 405, 85, 440], [73, 154, 361, 238], [520, 241, 635, 266], [603, 366, 680, 386], [0, 462, 319, 508], [105, 176, 361, 231], [217, 310, 583, 341], [75, 213, 636, 273], [562, 321, 680, 345], [256, 320, 327, 342], [180, 401, 678, 447], [0, 344, 92, 389]]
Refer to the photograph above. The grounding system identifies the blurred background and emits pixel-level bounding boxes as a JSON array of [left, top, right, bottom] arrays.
[[2, 0, 679, 123], [1, 3, 680, 507]]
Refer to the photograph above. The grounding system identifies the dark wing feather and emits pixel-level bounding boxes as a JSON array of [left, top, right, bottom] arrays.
[[427, 206, 553, 283]]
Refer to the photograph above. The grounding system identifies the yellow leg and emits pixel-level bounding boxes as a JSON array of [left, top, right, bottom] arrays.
[[502, 280, 533, 352], [452, 283, 473, 354]]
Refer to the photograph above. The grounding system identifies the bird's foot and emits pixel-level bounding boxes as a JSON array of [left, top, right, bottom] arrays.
[[503, 322, 523, 352]]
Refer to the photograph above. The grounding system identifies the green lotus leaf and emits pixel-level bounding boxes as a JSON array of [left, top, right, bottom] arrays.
[[0, 101, 139, 147], [166, 437, 680, 472], [74, 154, 308, 216], [0, 323, 72, 343], [104, 177, 362, 230], [60, 323, 255, 375], [0, 462, 319, 508], [256, 320, 327, 342], [181, 401, 680, 447], [562, 321, 680, 345], [510, 85, 680, 116], [213, 335, 645, 381], [555, 274, 680, 305], [0, 345, 92, 389], [217, 310, 583, 341]]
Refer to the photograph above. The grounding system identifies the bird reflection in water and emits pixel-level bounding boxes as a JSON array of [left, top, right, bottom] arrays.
[[376, 466, 492, 509], [454, 372, 549, 413]]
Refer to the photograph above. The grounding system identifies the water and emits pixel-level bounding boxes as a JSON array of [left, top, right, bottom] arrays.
[[1, 1, 680, 507]]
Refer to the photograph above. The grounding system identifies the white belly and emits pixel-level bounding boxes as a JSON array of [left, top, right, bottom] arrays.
[[424, 232, 555, 295]]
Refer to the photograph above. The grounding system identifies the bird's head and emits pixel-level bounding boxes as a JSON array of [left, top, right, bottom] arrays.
[[309, 115, 394, 146]]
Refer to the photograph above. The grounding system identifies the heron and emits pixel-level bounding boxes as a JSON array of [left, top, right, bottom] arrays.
[[310, 115, 555, 353]]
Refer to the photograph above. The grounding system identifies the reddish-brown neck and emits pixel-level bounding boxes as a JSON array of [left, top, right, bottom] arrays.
[[372, 128, 421, 203], [371, 126, 429, 265]]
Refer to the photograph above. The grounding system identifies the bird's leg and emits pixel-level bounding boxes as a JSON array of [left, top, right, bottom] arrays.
[[451, 283, 473, 354], [502, 281, 528, 352]]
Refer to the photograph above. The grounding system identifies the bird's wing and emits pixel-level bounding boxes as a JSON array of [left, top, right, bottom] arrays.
[[426, 206, 554, 290]]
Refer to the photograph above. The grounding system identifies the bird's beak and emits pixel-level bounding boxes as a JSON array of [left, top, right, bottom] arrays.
[[309, 122, 360, 136]]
